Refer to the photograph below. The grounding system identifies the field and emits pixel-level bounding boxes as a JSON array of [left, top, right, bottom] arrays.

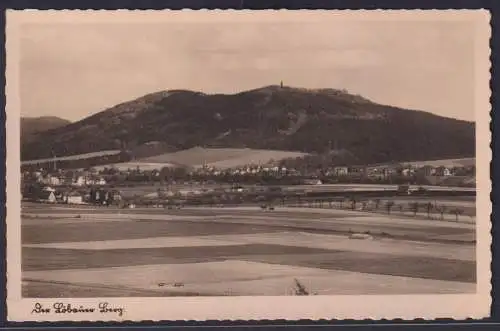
[[23, 147, 309, 170], [283, 184, 476, 192], [93, 162, 178, 172], [396, 157, 475, 168], [134, 147, 309, 169], [23, 148, 474, 173], [22, 199, 476, 297]]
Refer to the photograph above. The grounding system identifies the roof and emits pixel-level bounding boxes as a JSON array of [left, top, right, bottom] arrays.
[[39, 191, 55, 199]]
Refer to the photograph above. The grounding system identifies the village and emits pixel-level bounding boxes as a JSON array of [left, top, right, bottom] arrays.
[[21, 158, 476, 207]]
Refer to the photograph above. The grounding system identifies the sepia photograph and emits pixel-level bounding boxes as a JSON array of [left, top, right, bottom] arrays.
[[6, 10, 491, 321]]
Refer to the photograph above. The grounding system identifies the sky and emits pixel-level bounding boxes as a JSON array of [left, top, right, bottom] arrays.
[[18, 12, 477, 122]]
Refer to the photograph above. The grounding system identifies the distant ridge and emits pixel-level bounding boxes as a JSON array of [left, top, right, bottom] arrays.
[[21, 85, 475, 165], [21, 116, 71, 143]]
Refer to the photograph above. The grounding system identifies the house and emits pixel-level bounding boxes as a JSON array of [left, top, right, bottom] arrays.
[[38, 190, 56, 203], [333, 167, 349, 176], [230, 185, 244, 193], [83, 192, 91, 203], [73, 175, 106, 186], [419, 165, 436, 176], [43, 186, 56, 192], [48, 175, 61, 186], [435, 166, 452, 177], [401, 167, 415, 177], [382, 167, 396, 178], [348, 166, 367, 176], [90, 188, 113, 204], [66, 191, 84, 204], [366, 167, 385, 179], [74, 176, 86, 186], [111, 190, 122, 201], [303, 178, 323, 185]]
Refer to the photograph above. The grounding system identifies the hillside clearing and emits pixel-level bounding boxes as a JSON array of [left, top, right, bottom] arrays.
[[93, 162, 178, 172], [137, 147, 309, 169]]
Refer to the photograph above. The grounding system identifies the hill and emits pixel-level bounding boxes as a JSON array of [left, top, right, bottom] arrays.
[[21, 116, 71, 142], [21, 86, 475, 165]]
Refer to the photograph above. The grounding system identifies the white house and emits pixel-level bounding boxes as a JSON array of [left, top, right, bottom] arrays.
[[39, 190, 56, 203], [66, 192, 84, 204], [303, 179, 323, 185], [333, 167, 349, 176], [74, 176, 86, 186], [401, 168, 415, 177], [435, 167, 452, 177], [43, 186, 56, 192], [419, 166, 436, 176], [48, 176, 61, 186]]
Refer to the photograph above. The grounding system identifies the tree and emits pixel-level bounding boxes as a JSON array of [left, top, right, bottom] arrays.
[[425, 202, 433, 219], [409, 202, 419, 216], [157, 187, 166, 199], [385, 201, 395, 214], [436, 205, 446, 220], [350, 197, 357, 211], [450, 208, 464, 222], [293, 279, 309, 296]]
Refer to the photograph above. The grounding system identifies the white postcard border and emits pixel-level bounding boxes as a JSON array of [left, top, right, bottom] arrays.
[[5, 9, 492, 322]]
